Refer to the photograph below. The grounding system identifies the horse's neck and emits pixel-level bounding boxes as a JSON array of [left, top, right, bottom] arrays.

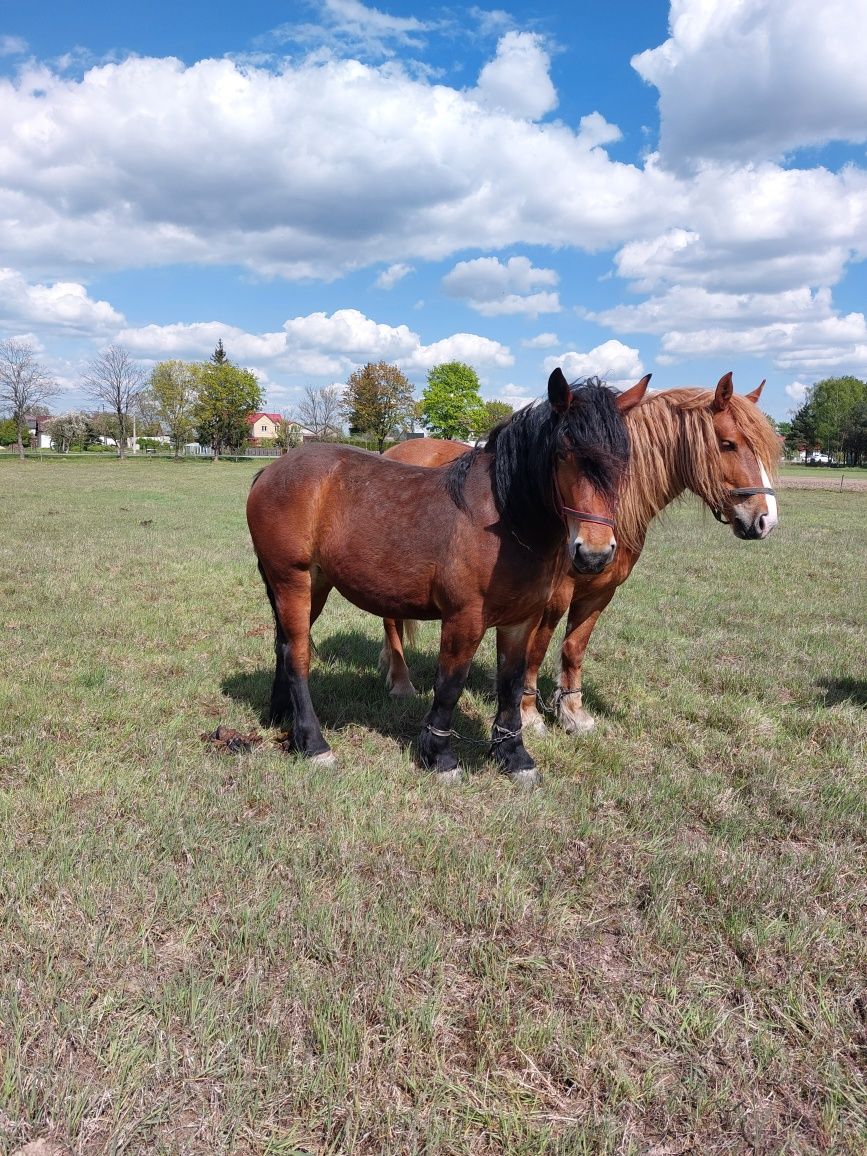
[[623, 403, 697, 538]]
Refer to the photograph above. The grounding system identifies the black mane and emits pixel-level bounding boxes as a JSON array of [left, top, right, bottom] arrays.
[[445, 378, 629, 533]]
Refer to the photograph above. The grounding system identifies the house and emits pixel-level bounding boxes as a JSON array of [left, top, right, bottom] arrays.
[[246, 412, 284, 442], [25, 415, 52, 449]]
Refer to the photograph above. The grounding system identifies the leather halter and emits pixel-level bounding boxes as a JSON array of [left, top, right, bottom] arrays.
[[712, 485, 776, 523], [553, 474, 617, 531]]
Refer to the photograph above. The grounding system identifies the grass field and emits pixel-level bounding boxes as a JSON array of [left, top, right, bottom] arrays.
[[1, 457, 865, 1156]]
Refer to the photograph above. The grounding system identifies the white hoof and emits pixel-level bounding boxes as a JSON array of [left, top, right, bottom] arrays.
[[507, 767, 543, 789], [431, 766, 464, 785], [309, 749, 337, 766], [389, 680, 419, 698], [560, 711, 596, 735], [522, 713, 548, 736]]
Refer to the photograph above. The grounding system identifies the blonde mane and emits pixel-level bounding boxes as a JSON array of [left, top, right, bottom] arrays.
[[617, 389, 781, 554]]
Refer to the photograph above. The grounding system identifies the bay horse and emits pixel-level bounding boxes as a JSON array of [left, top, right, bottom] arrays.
[[380, 373, 780, 734], [246, 369, 649, 784]]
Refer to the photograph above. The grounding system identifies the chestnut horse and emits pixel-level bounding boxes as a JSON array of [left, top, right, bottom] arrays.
[[246, 369, 648, 785], [381, 373, 780, 734]]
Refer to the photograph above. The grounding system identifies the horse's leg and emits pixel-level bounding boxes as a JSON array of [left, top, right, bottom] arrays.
[[519, 579, 574, 733], [555, 593, 615, 734], [380, 617, 417, 697], [269, 569, 333, 763], [417, 616, 483, 783], [492, 621, 541, 787]]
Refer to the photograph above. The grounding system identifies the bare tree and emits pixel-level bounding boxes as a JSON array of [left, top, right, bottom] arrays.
[[83, 345, 145, 459], [296, 384, 343, 441], [0, 338, 57, 460]]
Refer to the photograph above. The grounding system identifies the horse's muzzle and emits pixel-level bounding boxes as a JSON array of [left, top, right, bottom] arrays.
[[571, 541, 617, 573]]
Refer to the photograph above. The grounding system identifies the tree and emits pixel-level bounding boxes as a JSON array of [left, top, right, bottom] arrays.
[[147, 360, 198, 457], [296, 384, 343, 441], [193, 358, 263, 460], [479, 399, 514, 437], [275, 416, 303, 452], [0, 338, 57, 460], [787, 376, 867, 463], [342, 361, 416, 453], [211, 339, 229, 365], [83, 345, 145, 459], [419, 361, 487, 441], [46, 411, 89, 454]]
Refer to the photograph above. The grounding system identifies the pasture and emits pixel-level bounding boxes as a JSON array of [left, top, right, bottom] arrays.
[[1, 457, 865, 1156]]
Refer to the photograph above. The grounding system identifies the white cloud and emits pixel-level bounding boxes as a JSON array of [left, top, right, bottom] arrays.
[[442, 255, 560, 316], [471, 31, 557, 120], [785, 382, 809, 404], [522, 332, 559, 348], [114, 308, 513, 385], [375, 262, 414, 289], [0, 268, 124, 333], [543, 340, 644, 386], [0, 36, 27, 56], [633, 0, 867, 166]]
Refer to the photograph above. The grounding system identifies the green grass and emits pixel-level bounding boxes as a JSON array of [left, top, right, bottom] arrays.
[[1, 457, 865, 1155]]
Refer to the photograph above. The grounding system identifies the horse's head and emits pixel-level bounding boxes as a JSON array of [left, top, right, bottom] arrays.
[[709, 372, 779, 540], [548, 368, 650, 572]]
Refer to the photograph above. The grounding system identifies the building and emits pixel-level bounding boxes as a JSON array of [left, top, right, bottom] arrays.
[[246, 412, 284, 442]]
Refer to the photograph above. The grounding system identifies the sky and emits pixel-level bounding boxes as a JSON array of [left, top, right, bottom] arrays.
[[2, 0, 867, 421]]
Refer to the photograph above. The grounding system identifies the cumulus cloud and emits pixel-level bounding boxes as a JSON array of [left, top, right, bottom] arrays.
[[375, 263, 414, 289], [471, 31, 557, 120], [785, 382, 809, 404], [0, 268, 124, 333], [442, 256, 560, 316], [543, 340, 644, 386], [633, 0, 867, 166], [522, 332, 559, 348], [115, 308, 513, 385]]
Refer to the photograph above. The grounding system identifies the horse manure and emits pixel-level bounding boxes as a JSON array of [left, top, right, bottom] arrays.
[[201, 725, 263, 754]]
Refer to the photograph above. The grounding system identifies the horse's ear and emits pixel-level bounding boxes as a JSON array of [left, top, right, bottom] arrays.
[[616, 373, 651, 413], [548, 368, 571, 413], [745, 379, 766, 405], [712, 372, 734, 412]]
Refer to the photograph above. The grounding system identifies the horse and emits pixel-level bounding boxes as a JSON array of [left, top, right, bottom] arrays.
[[379, 372, 780, 735], [246, 369, 649, 785]]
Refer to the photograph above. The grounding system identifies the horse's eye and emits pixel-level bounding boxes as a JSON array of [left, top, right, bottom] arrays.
[[720, 440, 737, 452]]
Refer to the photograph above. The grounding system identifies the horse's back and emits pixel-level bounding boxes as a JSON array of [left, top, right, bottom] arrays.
[[385, 438, 470, 468]]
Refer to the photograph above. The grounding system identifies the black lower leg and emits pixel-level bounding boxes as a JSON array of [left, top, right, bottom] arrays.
[[417, 663, 470, 773], [492, 659, 536, 775]]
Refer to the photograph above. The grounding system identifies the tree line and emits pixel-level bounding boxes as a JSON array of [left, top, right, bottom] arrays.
[[1, 338, 516, 459], [784, 375, 867, 466]]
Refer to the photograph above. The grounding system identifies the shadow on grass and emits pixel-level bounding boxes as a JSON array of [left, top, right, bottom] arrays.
[[222, 627, 495, 769], [816, 677, 867, 707]]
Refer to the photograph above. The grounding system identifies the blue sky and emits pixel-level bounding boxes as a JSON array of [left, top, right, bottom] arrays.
[[2, 0, 867, 420]]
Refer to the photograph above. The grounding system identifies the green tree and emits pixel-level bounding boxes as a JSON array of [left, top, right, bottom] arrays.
[[147, 360, 198, 457], [211, 339, 229, 365], [275, 417, 303, 452], [342, 362, 415, 453], [0, 417, 19, 446], [478, 399, 514, 437], [809, 376, 866, 463], [419, 361, 487, 441], [0, 338, 57, 459], [194, 356, 263, 460]]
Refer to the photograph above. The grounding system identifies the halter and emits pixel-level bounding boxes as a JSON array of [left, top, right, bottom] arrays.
[[712, 485, 777, 523], [553, 474, 617, 530]]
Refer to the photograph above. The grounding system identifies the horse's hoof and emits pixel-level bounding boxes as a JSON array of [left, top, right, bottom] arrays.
[[389, 681, 418, 698], [431, 766, 464, 786], [560, 713, 595, 735], [309, 749, 337, 766], [522, 715, 548, 736], [506, 767, 543, 789]]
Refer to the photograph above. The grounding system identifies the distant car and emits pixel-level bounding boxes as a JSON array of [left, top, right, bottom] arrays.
[[806, 452, 830, 464]]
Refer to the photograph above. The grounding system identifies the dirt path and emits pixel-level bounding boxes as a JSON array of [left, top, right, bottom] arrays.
[[778, 474, 867, 492]]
